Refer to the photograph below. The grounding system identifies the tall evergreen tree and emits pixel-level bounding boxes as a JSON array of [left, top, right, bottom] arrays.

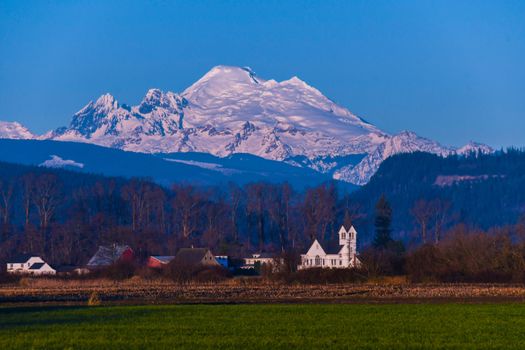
[[373, 194, 392, 248]]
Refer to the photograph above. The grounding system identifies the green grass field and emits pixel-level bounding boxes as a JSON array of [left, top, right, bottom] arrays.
[[2, 303, 525, 349]]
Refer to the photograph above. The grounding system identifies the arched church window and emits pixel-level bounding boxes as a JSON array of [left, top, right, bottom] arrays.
[[315, 255, 321, 266], [341, 232, 346, 240]]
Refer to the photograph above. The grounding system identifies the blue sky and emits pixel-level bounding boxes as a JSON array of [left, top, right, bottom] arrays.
[[0, 0, 524, 148]]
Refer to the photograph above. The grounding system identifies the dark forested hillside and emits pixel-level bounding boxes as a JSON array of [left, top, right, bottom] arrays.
[[0, 149, 524, 268], [353, 149, 525, 243], [0, 161, 352, 267]]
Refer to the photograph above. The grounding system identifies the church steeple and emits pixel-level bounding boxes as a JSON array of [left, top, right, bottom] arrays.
[[338, 225, 349, 246], [343, 210, 353, 231]]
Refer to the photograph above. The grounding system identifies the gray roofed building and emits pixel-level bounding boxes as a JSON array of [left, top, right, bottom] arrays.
[[86, 244, 134, 268], [173, 248, 219, 267]]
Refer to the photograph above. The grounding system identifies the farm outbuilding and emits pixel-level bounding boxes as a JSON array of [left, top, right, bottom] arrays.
[[86, 244, 134, 269], [147, 256, 175, 269], [173, 248, 219, 268]]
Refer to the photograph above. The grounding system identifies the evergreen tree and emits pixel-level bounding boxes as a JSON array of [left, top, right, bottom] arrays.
[[373, 194, 392, 248]]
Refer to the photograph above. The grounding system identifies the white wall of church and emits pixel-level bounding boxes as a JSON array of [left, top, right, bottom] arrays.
[[298, 225, 360, 270]]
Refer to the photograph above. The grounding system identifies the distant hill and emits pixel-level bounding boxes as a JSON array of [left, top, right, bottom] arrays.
[[0, 139, 347, 190], [352, 149, 525, 243]]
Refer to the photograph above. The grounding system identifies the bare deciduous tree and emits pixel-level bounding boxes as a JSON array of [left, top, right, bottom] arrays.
[[0, 179, 13, 226], [411, 199, 434, 244], [33, 174, 60, 230]]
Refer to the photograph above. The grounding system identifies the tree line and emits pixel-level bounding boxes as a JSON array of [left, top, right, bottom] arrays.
[[1, 147, 525, 277], [0, 161, 358, 267]]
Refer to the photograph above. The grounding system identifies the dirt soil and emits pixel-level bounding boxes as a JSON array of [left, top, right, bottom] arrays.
[[3, 278, 525, 305]]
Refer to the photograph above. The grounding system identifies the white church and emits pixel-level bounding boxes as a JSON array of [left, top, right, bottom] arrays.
[[298, 224, 360, 269]]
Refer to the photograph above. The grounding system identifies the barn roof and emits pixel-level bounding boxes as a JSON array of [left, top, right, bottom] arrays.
[[87, 244, 132, 267], [173, 248, 210, 266], [150, 256, 175, 264]]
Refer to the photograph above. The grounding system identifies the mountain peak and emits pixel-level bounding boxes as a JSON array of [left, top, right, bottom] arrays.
[[139, 88, 186, 114], [204, 65, 258, 81], [0, 121, 35, 139], [95, 93, 118, 110], [394, 130, 419, 139], [141, 88, 163, 105], [282, 76, 306, 85], [183, 65, 261, 99], [456, 141, 494, 155]]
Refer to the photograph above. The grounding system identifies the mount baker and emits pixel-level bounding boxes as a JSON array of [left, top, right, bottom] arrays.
[[0, 66, 492, 185]]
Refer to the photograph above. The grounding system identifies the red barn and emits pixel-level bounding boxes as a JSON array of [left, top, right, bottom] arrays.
[[86, 244, 134, 269], [147, 256, 175, 269]]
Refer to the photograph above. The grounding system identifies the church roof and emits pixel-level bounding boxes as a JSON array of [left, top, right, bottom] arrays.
[[324, 245, 344, 255], [305, 239, 344, 256]]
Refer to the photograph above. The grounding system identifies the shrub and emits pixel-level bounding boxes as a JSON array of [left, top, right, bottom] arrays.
[[100, 260, 136, 280], [359, 241, 406, 277], [164, 262, 231, 284], [193, 266, 231, 283], [136, 266, 162, 280], [406, 229, 525, 283], [0, 272, 20, 285], [87, 292, 101, 306], [405, 244, 445, 282]]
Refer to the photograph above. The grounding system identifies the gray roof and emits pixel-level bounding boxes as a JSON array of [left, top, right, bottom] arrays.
[[87, 244, 132, 267], [173, 248, 211, 266]]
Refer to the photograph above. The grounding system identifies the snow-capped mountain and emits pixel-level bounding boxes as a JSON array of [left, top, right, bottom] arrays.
[[0, 121, 35, 139], [334, 131, 454, 184], [456, 141, 494, 155], [0, 66, 493, 185]]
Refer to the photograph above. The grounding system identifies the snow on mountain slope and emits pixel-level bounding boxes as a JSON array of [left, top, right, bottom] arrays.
[[456, 141, 494, 155], [0, 121, 35, 139], [334, 131, 453, 185], [179, 66, 386, 160], [45, 65, 394, 182], [40, 155, 84, 169], [0, 65, 494, 184]]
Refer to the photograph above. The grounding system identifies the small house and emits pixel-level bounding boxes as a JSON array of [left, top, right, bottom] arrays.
[[243, 253, 276, 269], [173, 248, 219, 268], [6, 255, 56, 276]]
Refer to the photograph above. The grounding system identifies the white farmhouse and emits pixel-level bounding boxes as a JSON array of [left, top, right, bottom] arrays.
[[6, 255, 56, 275], [243, 253, 275, 267], [298, 225, 360, 270]]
